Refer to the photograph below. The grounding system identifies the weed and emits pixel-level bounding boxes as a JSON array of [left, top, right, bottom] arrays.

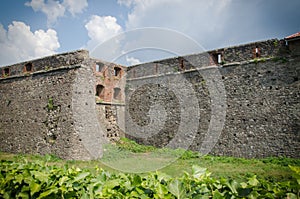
[[272, 57, 288, 63], [116, 137, 156, 153]]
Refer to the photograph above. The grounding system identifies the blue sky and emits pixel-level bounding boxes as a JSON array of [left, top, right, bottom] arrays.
[[0, 0, 300, 66]]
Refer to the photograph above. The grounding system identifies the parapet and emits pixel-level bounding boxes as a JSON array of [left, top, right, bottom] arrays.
[[126, 38, 287, 79], [0, 50, 89, 79]]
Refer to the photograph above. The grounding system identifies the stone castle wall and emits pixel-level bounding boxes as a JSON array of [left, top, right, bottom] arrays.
[[0, 50, 105, 160], [125, 40, 299, 158], [0, 38, 299, 159]]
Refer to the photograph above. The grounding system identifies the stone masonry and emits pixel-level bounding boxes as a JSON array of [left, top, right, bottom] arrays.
[[0, 35, 299, 159], [0, 50, 106, 160]]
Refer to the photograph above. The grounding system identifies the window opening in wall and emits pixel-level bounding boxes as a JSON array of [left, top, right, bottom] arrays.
[[255, 47, 259, 57], [114, 67, 121, 77], [253, 46, 260, 58], [179, 58, 185, 70], [211, 53, 222, 65], [25, 63, 33, 72], [113, 87, 121, 100], [3, 68, 10, 77], [96, 63, 105, 72], [217, 54, 222, 64], [96, 84, 105, 99]]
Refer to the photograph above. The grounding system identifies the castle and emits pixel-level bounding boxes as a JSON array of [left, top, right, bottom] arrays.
[[0, 33, 299, 160]]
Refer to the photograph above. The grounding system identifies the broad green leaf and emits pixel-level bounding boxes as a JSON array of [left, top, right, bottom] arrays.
[[192, 165, 207, 179], [30, 171, 49, 183], [226, 180, 238, 195], [104, 179, 121, 189], [155, 183, 168, 198], [168, 179, 186, 199], [17, 192, 30, 199], [81, 191, 90, 199], [59, 176, 69, 186], [74, 172, 90, 182], [240, 182, 248, 188], [248, 175, 259, 186], [286, 193, 297, 199], [37, 187, 58, 199], [212, 189, 224, 199], [29, 182, 41, 196]]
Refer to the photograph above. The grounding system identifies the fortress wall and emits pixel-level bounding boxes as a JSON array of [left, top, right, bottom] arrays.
[[0, 50, 105, 160], [125, 53, 300, 158], [0, 39, 298, 160], [127, 39, 285, 80], [218, 39, 283, 63]]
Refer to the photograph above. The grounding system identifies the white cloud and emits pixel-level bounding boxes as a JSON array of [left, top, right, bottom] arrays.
[[25, 0, 88, 26], [0, 21, 60, 66], [120, 0, 300, 51], [117, 0, 136, 7], [25, 0, 65, 26], [63, 0, 88, 16], [126, 55, 140, 65], [85, 15, 123, 50], [122, 0, 232, 50]]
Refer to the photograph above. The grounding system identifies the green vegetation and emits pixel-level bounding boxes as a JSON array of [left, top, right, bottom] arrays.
[[253, 57, 266, 64], [272, 56, 288, 63], [46, 97, 59, 111], [0, 138, 299, 198], [0, 158, 299, 198], [47, 97, 54, 111], [273, 40, 279, 47]]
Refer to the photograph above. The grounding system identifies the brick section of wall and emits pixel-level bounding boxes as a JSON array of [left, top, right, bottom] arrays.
[[93, 60, 126, 103]]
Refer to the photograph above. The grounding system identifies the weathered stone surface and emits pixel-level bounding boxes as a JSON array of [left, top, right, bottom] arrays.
[[125, 42, 300, 158], [0, 38, 299, 160], [0, 50, 105, 160]]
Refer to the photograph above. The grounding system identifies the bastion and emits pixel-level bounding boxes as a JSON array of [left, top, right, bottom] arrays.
[[0, 50, 106, 160], [0, 33, 299, 159]]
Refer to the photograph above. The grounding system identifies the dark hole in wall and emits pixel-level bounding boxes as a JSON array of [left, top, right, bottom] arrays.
[[253, 46, 261, 58], [3, 68, 10, 76], [114, 67, 122, 76], [95, 62, 105, 72], [96, 84, 105, 99], [25, 63, 33, 72], [211, 53, 221, 65], [179, 58, 185, 70]]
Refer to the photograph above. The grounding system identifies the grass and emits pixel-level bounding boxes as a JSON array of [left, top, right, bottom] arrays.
[[0, 138, 299, 182]]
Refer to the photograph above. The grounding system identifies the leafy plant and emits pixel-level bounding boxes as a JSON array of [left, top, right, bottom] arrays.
[[0, 159, 299, 198], [46, 97, 59, 111], [116, 137, 156, 153]]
